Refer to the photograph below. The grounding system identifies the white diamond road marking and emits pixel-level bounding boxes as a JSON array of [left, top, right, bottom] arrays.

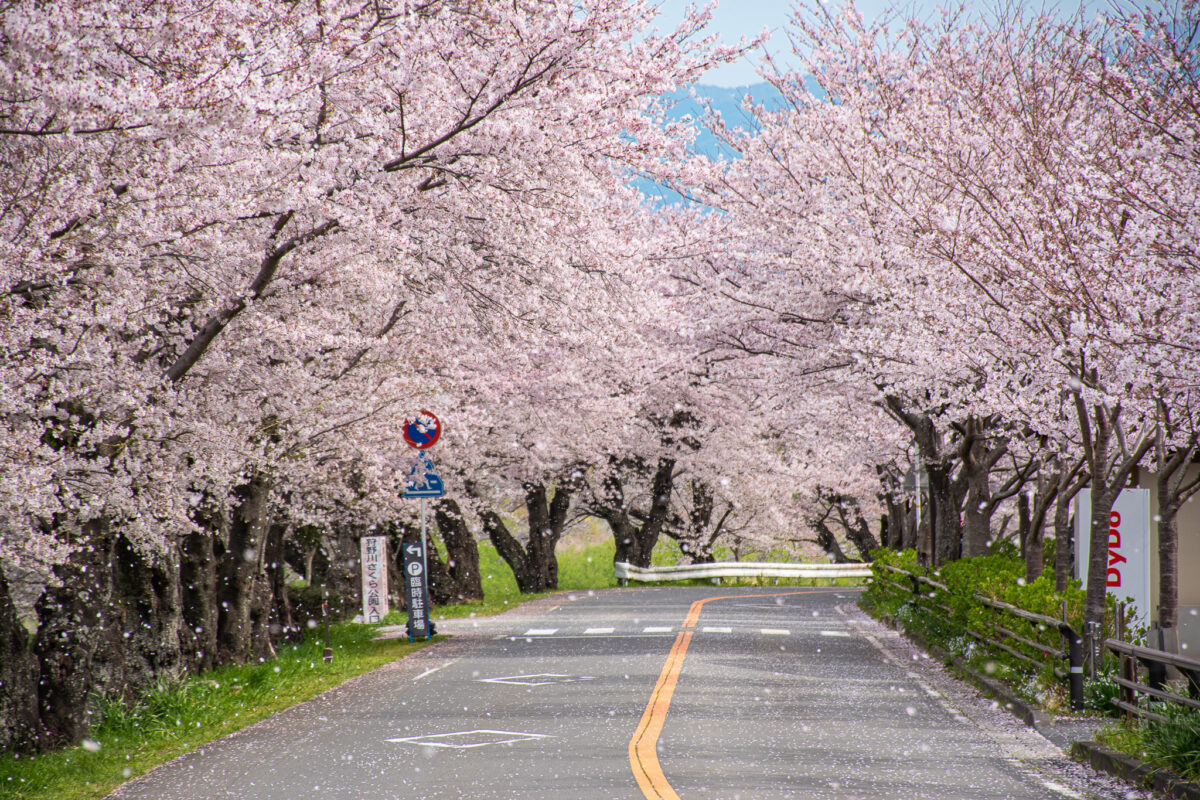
[[584, 627, 614, 635], [761, 628, 791, 636], [703, 626, 733, 633], [820, 630, 852, 638], [477, 673, 596, 686], [522, 628, 558, 636], [387, 729, 551, 749], [643, 626, 674, 633]]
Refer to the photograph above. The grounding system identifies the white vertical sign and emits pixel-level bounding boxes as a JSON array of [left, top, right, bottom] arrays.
[[1075, 489, 1151, 626], [360, 535, 389, 623]]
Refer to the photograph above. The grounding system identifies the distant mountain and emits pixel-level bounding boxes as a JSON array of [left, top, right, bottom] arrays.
[[636, 80, 820, 206], [662, 82, 788, 160]]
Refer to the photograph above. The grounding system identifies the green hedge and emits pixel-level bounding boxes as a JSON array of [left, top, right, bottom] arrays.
[[861, 548, 1117, 712]]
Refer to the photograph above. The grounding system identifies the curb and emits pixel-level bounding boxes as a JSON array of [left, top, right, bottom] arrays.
[[868, 608, 1200, 798], [1072, 741, 1200, 800]]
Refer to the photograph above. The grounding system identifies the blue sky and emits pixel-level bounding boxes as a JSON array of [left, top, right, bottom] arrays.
[[653, 0, 1091, 87]]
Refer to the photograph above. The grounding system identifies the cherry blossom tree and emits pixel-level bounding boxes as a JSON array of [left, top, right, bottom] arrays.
[[0, 0, 738, 749], [665, 0, 1198, 631]]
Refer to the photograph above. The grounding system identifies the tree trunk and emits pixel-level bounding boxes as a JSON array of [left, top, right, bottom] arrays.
[[927, 463, 961, 564], [603, 458, 675, 568], [264, 522, 297, 641], [432, 499, 484, 603], [1018, 490, 1031, 560], [835, 500, 879, 561], [1054, 484, 1075, 592], [1154, 434, 1199, 629], [901, 500, 918, 551], [216, 476, 277, 663], [1084, 484, 1123, 628], [320, 526, 362, 619], [882, 397, 963, 565], [957, 425, 1018, 560], [883, 494, 905, 550], [1074, 390, 1155, 628], [478, 483, 572, 594], [812, 518, 854, 563], [0, 560, 41, 752], [1158, 497, 1180, 628], [34, 527, 116, 748], [479, 509, 540, 593], [962, 468, 991, 558], [181, 530, 221, 671], [34, 525, 187, 749]]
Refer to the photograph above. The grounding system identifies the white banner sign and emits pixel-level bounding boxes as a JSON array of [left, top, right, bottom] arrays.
[[1075, 489, 1151, 626], [360, 535, 389, 623]]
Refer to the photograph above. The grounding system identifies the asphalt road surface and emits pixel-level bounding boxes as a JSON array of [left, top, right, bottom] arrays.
[[109, 587, 1149, 800]]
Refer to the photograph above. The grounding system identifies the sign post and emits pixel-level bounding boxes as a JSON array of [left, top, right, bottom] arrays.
[[401, 411, 444, 642]]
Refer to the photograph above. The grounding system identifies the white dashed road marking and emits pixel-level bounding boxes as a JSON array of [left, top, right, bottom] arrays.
[[643, 626, 674, 633], [703, 626, 733, 633], [761, 628, 791, 636], [413, 664, 448, 682], [583, 627, 614, 635], [522, 628, 558, 636]]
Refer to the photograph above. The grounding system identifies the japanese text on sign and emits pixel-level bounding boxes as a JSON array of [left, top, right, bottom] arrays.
[[360, 535, 389, 623], [402, 541, 431, 639]]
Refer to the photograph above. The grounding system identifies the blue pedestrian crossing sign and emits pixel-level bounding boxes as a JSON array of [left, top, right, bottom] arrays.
[[403, 450, 445, 498]]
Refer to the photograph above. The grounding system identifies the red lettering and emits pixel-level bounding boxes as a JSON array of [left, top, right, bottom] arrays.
[[1109, 510, 1121, 526], [1106, 568, 1122, 587], [1108, 528, 1121, 548], [1108, 551, 1126, 567]]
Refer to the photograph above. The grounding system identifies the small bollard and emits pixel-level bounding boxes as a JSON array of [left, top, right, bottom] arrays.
[[322, 596, 333, 664]]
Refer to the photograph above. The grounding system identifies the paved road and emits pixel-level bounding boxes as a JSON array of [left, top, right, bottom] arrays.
[[109, 587, 1147, 800]]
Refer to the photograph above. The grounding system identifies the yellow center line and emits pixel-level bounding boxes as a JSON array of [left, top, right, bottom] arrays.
[[629, 588, 854, 799], [629, 629, 692, 799]]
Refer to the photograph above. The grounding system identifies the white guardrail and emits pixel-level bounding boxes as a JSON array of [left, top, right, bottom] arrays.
[[613, 560, 873, 584]]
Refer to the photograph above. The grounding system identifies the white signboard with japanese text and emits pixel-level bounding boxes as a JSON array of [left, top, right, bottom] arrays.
[[1075, 489, 1151, 627], [360, 535, 389, 623]]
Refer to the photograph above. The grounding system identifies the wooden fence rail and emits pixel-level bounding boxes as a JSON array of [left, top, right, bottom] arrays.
[[1106, 638, 1200, 724], [873, 563, 1085, 710]]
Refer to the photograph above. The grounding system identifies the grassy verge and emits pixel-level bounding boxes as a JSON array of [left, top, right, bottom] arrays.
[[1096, 708, 1200, 783], [0, 625, 432, 800], [0, 540, 617, 800]]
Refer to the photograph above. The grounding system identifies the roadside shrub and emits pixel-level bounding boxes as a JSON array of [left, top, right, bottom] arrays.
[[1141, 705, 1200, 781], [863, 547, 1115, 714], [1085, 672, 1121, 714]]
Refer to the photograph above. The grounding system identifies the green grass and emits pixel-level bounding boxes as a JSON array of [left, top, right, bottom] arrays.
[[559, 539, 619, 589], [1095, 710, 1200, 782], [1141, 706, 1200, 781], [0, 625, 433, 800]]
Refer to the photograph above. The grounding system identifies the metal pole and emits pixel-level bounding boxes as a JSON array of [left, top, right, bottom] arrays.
[[420, 497, 431, 640], [1064, 625, 1084, 710], [322, 587, 333, 664]]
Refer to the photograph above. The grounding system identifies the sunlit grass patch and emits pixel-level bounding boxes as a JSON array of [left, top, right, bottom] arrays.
[[558, 538, 618, 589]]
